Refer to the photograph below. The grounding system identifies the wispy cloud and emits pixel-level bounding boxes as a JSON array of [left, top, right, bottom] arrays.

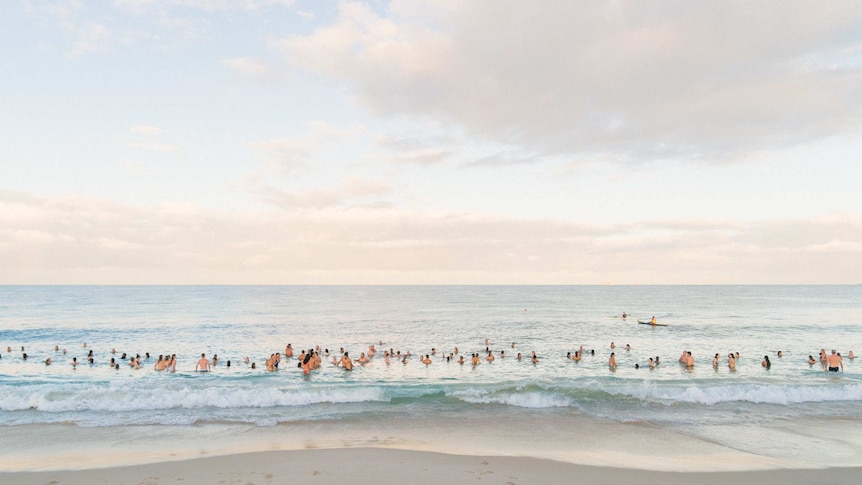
[[221, 57, 273, 80], [258, 177, 393, 210], [123, 125, 179, 153], [130, 125, 162, 136], [2, 191, 859, 284], [282, 1, 862, 165], [249, 121, 366, 174]]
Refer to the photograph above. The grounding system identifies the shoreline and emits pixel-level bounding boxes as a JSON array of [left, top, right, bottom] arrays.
[[3, 448, 862, 485], [3, 414, 862, 474]]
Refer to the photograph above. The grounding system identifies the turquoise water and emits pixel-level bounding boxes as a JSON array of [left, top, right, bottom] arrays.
[[1, 285, 860, 434]]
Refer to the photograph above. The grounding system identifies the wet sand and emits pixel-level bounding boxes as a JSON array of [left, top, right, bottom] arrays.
[[3, 447, 861, 485]]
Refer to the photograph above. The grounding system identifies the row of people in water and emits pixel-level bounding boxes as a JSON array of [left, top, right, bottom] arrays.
[[6, 343, 854, 373]]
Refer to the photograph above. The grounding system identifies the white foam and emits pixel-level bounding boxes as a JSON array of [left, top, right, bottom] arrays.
[[449, 388, 572, 408], [605, 381, 862, 405], [0, 383, 387, 413]]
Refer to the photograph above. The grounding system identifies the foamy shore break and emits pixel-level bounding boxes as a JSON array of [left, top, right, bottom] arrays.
[[3, 448, 861, 485]]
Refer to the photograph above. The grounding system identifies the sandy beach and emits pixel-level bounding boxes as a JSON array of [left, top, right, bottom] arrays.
[[2, 416, 862, 485], [3, 447, 861, 485]]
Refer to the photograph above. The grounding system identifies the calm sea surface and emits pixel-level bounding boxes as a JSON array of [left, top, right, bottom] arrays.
[[1, 285, 861, 462]]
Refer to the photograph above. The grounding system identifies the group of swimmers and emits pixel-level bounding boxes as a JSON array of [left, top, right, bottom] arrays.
[[600, 342, 854, 373], [3, 341, 855, 375]]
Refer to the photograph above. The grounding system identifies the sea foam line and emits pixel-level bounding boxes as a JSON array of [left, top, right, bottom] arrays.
[[0, 384, 387, 413]]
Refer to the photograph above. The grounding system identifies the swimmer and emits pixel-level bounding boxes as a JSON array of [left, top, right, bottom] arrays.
[[531, 353, 539, 364], [713, 353, 720, 368], [684, 351, 694, 368], [471, 353, 480, 366], [486, 352, 495, 363], [808, 355, 816, 365], [572, 351, 581, 362], [622, 312, 627, 319], [44, 357, 51, 365], [285, 344, 293, 358], [265, 354, 275, 372], [340, 352, 353, 371], [195, 353, 211, 372], [826, 349, 843, 373], [777, 350, 783, 358], [648, 357, 655, 369], [762, 355, 771, 369], [301, 353, 313, 374], [71, 357, 77, 368], [458, 355, 465, 365], [610, 342, 615, 349], [422, 354, 432, 365], [608, 353, 617, 368], [848, 351, 856, 359], [728, 353, 736, 371], [517, 352, 522, 361], [625, 344, 631, 351]]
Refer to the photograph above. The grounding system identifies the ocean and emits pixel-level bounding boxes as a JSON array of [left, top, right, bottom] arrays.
[[1, 285, 861, 470]]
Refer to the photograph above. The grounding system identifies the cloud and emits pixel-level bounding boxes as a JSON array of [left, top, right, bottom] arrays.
[[221, 57, 273, 79], [465, 151, 543, 168], [123, 125, 179, 153], [374, 131, 458, 166], [258, 177, 393, 210], [249, 137, 310, 173], [130, 125, 162, 136], [249, 121, 366, 174], [281, 1, 862, 164], [1, 191, 860, 284]]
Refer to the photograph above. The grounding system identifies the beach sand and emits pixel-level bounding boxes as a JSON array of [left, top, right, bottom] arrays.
[[3, 412, 861, 484], [3, 447, 861, 485]]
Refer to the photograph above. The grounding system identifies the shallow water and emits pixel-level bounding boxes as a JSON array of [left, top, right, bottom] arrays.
[[1, 286, 861, 467]]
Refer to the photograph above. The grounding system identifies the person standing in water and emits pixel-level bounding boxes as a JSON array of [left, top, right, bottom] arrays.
[[826, 350, 843, 373], [195, 353, 211, 372]]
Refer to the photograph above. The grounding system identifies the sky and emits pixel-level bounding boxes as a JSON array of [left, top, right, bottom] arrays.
[[1, 0, 862, 284]]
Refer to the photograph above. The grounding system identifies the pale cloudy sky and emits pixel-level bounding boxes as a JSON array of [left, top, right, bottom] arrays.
[[2, 0, 862, 284]]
